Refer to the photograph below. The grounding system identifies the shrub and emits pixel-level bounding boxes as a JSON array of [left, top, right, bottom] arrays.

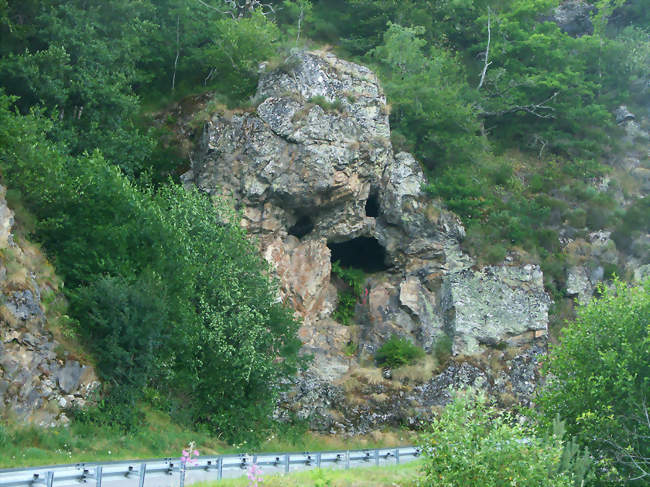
[[419, 390, 587, 487], [432, 335, 453, 366], [332, 292, 357, 325], [375, 335, 424, 368], [538, 279, 650, 484], [331, 261, 366, 325], [484, 244, 507, 264]]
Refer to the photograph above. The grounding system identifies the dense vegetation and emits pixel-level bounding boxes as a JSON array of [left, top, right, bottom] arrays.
[[0, 0, 647, 482], [0, 95, 302, 442], [0, 0, 304, 442], [420, 391, 592, 486], [538, 279, 650, 484], [306, 0, 648, 328]]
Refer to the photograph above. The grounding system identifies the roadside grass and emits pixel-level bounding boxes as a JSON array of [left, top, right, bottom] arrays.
[[198, 461, 422, 487], [0, 408, 223, 468], [0, 409, 416, 468]]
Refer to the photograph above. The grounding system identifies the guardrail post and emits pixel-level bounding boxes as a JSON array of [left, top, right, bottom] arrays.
[[179, 462, 186, 487], [284, 453, 290, 474], [374, 449, 379, 466], [316, 452, 321, 468], [217, 458, 223, 480], [345, 451, 350, 470], [138, 464, 146, 487], [95, 466, 102, 487], [395, 448, 400, 465], [45, 471, 54, 487]]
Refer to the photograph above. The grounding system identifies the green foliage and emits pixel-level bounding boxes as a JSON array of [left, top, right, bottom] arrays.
[[343, 340, 358, 357], [369, 23, 484, 169], [331, 260, 366, 325], [0, 0, 156, 177], [0, 96, 302, 443], [611, 196, 650, 254], [419, 390, 582, 487], [331, 260, 366, 296], [375, 335, 424, 369], [71, 275, 168, 391], [432, 335, 453, 366], [308, 95, 344, 112], [332, 292, 357, 326], [538, 279, 650, 483], [550, 416, 594, 486]]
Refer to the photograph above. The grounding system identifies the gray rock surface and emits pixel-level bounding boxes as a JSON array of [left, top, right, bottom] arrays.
[[0, 185, 98, 426], [551, 0, 595, 37], [442, 265, 549, 355]]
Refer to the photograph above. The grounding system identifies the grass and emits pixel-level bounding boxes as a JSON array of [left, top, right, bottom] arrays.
[[197, 461, 422, 487], [0, 409, 224, 468], [0, 408, 415, 468]]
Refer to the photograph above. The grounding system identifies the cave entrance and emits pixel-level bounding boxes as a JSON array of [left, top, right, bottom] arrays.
[[288, 215, 314, 239], [365, 191, 380, 217], [328, 237, 389, 273]]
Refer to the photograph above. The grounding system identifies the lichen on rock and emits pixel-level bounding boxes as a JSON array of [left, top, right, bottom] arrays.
[[183, 50, 552, 432]]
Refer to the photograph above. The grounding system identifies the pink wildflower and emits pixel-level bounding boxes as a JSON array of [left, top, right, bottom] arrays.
[[247, 463, 263, 487]]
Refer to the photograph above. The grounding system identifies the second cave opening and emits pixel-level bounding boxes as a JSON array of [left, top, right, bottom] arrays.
[[328, 236, 389, 273]]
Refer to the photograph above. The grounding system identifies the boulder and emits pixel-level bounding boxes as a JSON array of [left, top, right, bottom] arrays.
[[441, 265, 549, 355]]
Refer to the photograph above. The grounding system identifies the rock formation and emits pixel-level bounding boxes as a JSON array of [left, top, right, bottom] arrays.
[[182, 50, 551, 432], [0, 185, 97, 426]]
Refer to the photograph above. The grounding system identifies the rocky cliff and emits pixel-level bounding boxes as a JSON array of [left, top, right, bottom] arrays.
[[0, 186, 97, 426], [182, 50, 551, 433]]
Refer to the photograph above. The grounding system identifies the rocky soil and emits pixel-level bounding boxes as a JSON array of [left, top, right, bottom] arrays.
[[0, 185, 98, 426]]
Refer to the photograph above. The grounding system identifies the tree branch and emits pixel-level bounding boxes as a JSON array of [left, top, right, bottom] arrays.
[[479, 91, 559, 119], [172, 15, 180, 91], [477, 7, 492, 90]]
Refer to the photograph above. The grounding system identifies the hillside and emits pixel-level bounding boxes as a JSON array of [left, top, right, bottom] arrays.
[[0, 0, 648, 482]]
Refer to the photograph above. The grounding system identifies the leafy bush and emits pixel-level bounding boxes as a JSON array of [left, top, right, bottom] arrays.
[[375, 335, 424, 368], [0, 98, 302, 442], [331, 261, 366, 325], [332, 292, 357, 326], [538, 279, 650, 484], [369, 23, 484, 170], [419, 390, 588, 487]]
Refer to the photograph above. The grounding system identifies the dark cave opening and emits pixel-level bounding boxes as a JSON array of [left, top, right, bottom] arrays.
[[328, 237, 390, 273], [288, 215, 314, 239], [365, 192, 380, 217]]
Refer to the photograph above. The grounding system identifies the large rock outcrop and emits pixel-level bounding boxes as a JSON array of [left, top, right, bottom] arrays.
[[183, 50, 549, 432], [0, 185, 98, 426]]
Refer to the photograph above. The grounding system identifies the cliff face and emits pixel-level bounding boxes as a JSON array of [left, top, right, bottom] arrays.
[[182, 50, 550, 432], [0, 186, 97, 426]]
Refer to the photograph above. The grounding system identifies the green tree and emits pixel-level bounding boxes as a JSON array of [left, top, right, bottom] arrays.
[[0, 94, 303, 441], [420, 390, 583, 487], [369, 22, 485, 169], [538, 279, 650, 484]]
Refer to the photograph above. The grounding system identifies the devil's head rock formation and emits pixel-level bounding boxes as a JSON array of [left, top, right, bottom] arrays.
[[183, 50, 549, 432]]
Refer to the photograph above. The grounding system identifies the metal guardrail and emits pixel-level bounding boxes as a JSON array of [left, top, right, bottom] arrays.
[[0, 446, 421, 487]]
